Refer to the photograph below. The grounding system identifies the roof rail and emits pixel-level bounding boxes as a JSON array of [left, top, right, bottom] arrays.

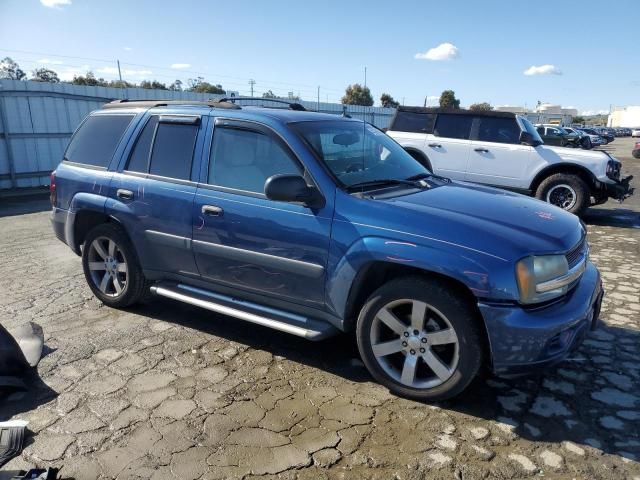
[[102, 99, 241, 110], [217, 96, 307, 111]]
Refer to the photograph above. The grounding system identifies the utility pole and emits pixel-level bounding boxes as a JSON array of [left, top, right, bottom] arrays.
[[364, 67, 367, 88], [317, 86, 320, 111], [249, 79, 255, 97], [117, 60, 123, 82]]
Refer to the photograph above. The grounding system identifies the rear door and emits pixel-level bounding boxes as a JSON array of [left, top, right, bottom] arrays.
[[467, 115, 533, 189], [108, 113, 207, 276], [192, 118, 332, 307], [426, 113, 472, 180], [387, 111, 435, 168]]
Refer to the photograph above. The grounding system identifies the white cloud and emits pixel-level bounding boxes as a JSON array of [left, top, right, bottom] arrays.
[[415, 43, 459, 61], [123, 47, 133, 51], [523, 64, 562, 76], [40, 0, 71, 7], [38, 58, 63, 65], [170, 63, 191, 69], [58, 65, 91, 82], [97, 67, 152, 77], [580, 109, 609, 116]]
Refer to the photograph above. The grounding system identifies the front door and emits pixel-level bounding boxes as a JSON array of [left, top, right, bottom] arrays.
[[466, 115, 533, 189], [192, 118, 332, 307], [426, 113, 472, 180]]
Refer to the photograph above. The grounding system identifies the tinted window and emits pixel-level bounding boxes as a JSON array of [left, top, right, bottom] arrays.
[[433, 114, 472, 139], [475, 117, 520, 144], [126, 116, 159, 173], [209, 127, 300, 193], [536, 126, 545, 135], [392, 112, 436, 133], [65, 114, 134, 167], [148, 123, 198, 180]]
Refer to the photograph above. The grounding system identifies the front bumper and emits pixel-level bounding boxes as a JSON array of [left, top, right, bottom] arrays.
[[602, 175, 634, 201], [479, 262, 603, 375]]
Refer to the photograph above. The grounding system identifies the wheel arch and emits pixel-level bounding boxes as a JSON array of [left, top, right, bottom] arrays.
[[529, 163, 597, 194], [72, 208, 131, 256], [403, 147, 433, 172]]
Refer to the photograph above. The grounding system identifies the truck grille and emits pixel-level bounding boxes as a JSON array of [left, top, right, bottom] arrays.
[[566, 238, 587, 269]]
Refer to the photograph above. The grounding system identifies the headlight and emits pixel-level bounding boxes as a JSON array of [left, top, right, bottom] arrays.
[[516, 255, 569, 304]]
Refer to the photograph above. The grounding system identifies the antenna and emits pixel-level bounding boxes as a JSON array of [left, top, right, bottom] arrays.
[[248, 79, 255, 97]]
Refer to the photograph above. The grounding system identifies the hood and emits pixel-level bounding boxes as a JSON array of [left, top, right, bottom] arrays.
[[367, 182, 584, 262], [543, 145, 609, 161]]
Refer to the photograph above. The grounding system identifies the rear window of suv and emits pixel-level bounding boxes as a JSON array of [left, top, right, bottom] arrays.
[[65, 114, 134, 168], [391, 112, 436, 133]]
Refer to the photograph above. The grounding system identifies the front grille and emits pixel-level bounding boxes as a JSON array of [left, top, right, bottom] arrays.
[[566, 238, 586, 269]]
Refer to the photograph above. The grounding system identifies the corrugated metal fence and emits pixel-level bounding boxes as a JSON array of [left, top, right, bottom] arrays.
[[0, 80, 396, 190]]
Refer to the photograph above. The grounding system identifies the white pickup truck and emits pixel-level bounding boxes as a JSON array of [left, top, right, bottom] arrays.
[[386, 107, 633, 215]]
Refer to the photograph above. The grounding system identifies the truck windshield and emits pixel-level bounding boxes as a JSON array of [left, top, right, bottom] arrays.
[[518, 117, 545, 144], [292, 120, 428, 189]]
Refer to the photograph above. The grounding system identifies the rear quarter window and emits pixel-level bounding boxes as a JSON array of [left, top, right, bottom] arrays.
[[391, 112, 436, 133], [65, 114, 134, 168]]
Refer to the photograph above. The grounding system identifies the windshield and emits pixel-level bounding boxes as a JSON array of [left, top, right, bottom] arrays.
[[292, 120, 428, 189], [518, 117, 544, 144]]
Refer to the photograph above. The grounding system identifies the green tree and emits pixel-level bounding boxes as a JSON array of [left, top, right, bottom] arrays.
[[262, 90, 277, 98], [572, 115, 584, 124], [439, 90, 460, 109], [0, 57, 26, 80], [187, 76, 225, 94], [169, 79, 183, 91], [341, 83, 374, 106], [71, 71, 108, 86], [31, 68, 60, 83], [108, 79, 136, 88], [140, 80, 168, 90], [380, 93, 400, 108], [469, 102, 492, 112]]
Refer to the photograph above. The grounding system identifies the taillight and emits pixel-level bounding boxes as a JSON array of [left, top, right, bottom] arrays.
[[50, 170, 56, 207]]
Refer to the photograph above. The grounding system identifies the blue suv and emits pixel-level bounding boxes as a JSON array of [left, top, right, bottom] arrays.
[[50, 99, 603, 400]]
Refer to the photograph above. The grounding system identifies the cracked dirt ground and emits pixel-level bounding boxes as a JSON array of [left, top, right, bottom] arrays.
[[0, 140, 639, 479]]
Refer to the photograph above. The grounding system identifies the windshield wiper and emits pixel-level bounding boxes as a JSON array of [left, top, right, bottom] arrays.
[[346, 178, 426, 192], [406, 172, 451, 183]]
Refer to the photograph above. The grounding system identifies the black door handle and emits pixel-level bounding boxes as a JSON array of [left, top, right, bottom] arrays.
[[116, 189, 134, 200], [202, 205, 223, 217], [428, 143, 442, 148], [474, 148, 489, 153]]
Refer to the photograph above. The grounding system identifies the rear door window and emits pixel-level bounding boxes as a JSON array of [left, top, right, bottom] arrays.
[[126, 116, 159, 173], [65, 114, 134, 167], [392, 112, 436, 133], [433, 114, 473, 140], [148, 122, 198, 180], [474, 117, 520, 144]]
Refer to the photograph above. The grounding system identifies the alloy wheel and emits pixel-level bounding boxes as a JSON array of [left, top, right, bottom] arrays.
[[546, 184, 577, 210], [369, 299, 459, 389], [87, 236, 128, 297]]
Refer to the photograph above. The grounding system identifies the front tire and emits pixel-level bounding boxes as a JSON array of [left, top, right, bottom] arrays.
[[535, 173, 590, 216], [82, 223, 149, 308], [356, 277, 483, 401]]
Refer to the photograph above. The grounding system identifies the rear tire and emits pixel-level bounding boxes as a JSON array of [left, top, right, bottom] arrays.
[[535, 173, 590, 216], [356, 277, 483, 401], [81, 223, 150, 308]]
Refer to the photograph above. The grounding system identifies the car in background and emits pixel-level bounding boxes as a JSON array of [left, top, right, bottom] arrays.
[[594, 127, 615, 143], [386, 107, 634, 216], [580, 127, 611, 144], [632, 128, 640, 138], [563, 127, 602, 149], [633, 140, 640, 159], [535, 125, 581, 148]]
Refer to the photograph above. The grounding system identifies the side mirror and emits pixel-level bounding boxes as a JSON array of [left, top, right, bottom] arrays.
[[520, 131, 542, 147], [264, 174, 324, 209]]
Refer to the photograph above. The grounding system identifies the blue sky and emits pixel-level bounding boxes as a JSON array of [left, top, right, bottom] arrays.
[[0, 0, 637, 114]]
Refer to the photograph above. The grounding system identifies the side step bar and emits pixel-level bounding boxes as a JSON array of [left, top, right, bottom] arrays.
[[150, 283, 338, 341]]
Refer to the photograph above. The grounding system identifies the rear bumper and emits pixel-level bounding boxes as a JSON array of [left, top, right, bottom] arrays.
[[479, 262, 602, 375], [50, 206, 77, 252]]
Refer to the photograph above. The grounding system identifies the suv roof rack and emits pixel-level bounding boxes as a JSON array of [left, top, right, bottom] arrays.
[[102, 99, 241, 110], [217, 96, 307, 111]]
